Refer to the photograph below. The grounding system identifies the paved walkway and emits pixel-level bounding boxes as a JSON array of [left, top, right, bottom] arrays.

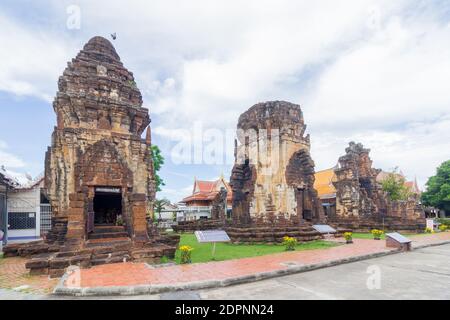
[[0, 257, 58, 294], [1, 232, 448, 296], [65, 239, 389, 288], [198, 243, 450, 300], [62, 232, 450, 290]]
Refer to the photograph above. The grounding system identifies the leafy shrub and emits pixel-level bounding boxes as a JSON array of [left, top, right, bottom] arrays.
[[371, 229, 384, 239], [437, 219, 450, 228], [438, 224, 448, 232], [344, 232, 353, 241], [179, 245, 193, 264], [282, 236, 297, 251]]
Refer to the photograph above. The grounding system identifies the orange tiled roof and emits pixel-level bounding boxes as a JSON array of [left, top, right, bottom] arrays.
[[182, 177, 233, 203], [404, 180, 421, 194], [314, 168, 336, 199]]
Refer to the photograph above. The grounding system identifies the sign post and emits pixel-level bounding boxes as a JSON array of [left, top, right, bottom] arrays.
[[195, 230, 231, 260], [212, 242, 217, 259]]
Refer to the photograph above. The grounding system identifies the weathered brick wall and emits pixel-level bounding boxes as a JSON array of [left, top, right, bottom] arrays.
[[44, 36, 155, 246], [331, 142, 425, 229], [210, 187, 228, 220], [230, 101, 322, 226]]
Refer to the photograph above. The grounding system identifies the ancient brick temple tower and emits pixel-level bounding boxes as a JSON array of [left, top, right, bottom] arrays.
[[44, 36, 155, 248], [331, 141, 425, 231], [3, 37, 178, 277], [333, 142, 386, 218], [228, 101, 324, 242]]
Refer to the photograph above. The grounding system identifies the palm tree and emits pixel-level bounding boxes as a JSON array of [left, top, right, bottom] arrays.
[[154, 198, 170, 221]]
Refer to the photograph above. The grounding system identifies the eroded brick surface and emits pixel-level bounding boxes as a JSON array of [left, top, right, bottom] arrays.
[[0, 257, 58, 294], [331, 142, 425, 232], [2, 36, 178, 277], [228, 101, 324, 242]]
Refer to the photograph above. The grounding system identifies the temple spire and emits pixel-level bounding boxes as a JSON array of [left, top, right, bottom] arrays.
[[146, 126, 152, 145]]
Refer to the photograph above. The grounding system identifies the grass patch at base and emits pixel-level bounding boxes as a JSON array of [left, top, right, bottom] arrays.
[[352, 232, 425, 240], [174, 233, 339, 264], [352, 233, 386, 240]]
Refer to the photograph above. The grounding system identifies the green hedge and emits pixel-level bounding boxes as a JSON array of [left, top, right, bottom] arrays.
[[437, 218, 450, 227]]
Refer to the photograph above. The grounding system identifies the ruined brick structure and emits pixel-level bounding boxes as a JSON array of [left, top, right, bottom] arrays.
[[330, 142, 425, 232], [3, 36, 178, 277], [228, 101, 323, 243], [210, 187, 228, 220], [333, 142, 386, 218], [45, 36, 154, 246]]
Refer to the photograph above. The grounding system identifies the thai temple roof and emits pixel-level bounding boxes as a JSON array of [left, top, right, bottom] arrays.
[[0, 165, 43, 189], [314, 168, 337, 199], [182, 176, 233, 203]]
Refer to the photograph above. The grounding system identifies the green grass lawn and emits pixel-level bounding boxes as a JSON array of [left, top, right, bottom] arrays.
[[352, 232, 427, 240], [172, 234, 340, 264], [352, 233, 386, 240]]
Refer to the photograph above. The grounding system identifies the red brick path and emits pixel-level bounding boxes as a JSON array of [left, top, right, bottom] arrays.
[[1, 233, 448, 293], [65, 239, 389, 288], [0, 257, 58, 294], [64, 233, 450, 288]]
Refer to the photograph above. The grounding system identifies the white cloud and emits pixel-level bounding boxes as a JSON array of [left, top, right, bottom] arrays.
[[310, 116, 450, 189], [306, 15, 450, 132], [157, 184, 193, 203], [0, 0, 449, 194], [0, 140, 26, 168], [0, 12, 78, 101]]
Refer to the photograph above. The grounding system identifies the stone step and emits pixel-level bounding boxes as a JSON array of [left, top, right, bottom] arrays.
[[91, 256, 129, 266], [88, 231, 129, 239], [86, 237, 131, 248], [92, 225, 126, 233], [92, 250, 130, 260]]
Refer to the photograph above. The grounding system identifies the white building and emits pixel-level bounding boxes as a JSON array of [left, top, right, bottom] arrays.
[[0, 167, 51, 244]]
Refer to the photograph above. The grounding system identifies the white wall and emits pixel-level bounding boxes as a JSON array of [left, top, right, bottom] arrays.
[[7, 186, 41, 243]]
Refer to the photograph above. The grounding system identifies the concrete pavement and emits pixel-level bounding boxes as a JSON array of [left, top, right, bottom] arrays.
[[1, 240, 449, 300], [197, 244, 450, 300]]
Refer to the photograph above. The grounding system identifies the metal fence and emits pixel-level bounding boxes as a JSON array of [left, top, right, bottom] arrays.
[[40, 204, 52, 235]]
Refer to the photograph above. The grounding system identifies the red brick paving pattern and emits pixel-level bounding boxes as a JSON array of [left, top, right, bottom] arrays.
[[66, 239, 391, 288], [0, 257, 58, 294], [1, 232, 448, 293], [66, 233, 450, 288]]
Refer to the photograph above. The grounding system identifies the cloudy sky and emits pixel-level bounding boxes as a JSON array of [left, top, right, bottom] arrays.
[[0, 0, 449, 202]]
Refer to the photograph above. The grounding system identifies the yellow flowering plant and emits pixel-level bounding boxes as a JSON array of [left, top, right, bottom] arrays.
[[179, 245, 193, 264], [425, 227, 434, 233], [282, 236, 297, 251], [438, 224, 447, 232], [371, 229, 384, 239], [344, 232, 353, 242]]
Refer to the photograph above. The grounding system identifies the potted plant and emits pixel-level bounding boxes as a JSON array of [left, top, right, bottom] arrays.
[[282, 236, 297, 251], [344, 232, 353, 244], [371, 229, 383, 240], [116, 215, 124, 226], [180, 245, 193, 264]]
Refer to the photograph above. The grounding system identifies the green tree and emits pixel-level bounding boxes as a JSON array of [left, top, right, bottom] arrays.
[[381, 168, 411, 201], [422, 160, 450, 213], [154, 198, 170, 221], [150, 145, 165, 192]]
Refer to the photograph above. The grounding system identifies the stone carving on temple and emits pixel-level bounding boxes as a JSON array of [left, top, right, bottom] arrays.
[[210, 187, 228, 221], [3, 36, 178, 277], [331, 141, 425, 231], [227, 101, 324, 243]]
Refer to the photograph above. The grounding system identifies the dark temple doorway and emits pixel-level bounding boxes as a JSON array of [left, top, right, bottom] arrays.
[[93, 188, 122, 225]]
